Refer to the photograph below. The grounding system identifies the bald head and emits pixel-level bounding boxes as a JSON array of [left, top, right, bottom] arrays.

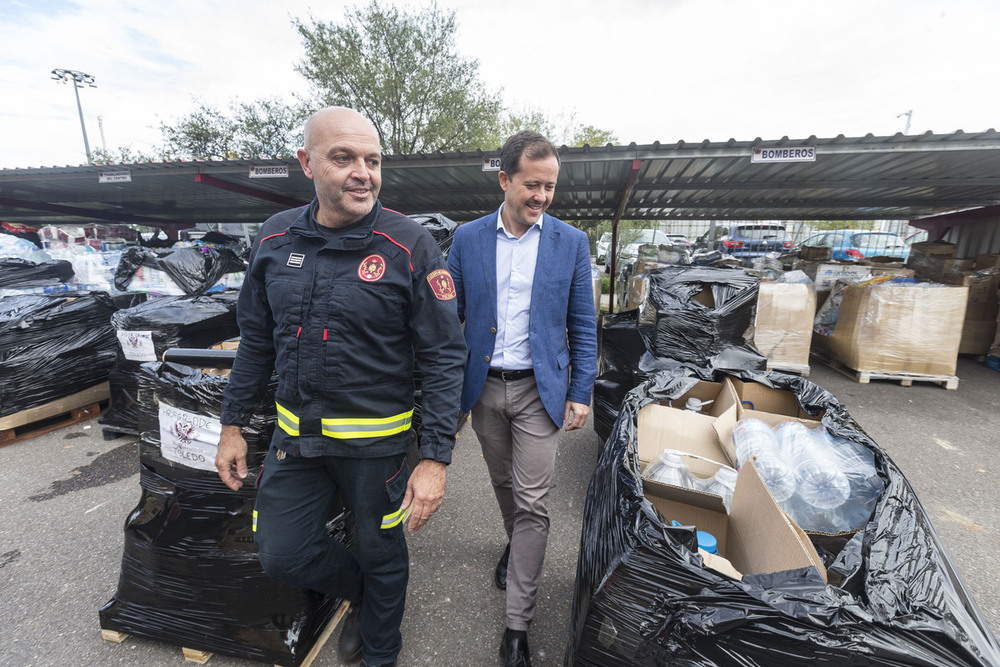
[[296, 106, 384, 228], [302, 107, 379, 152]]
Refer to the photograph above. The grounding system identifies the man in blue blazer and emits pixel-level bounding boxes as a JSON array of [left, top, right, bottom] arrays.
[[447, 131, 598, 667]]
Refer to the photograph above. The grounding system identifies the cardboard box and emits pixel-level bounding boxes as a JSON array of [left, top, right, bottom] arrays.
[[807, 262, 871, 291], [636, 381, 739, 471], [754, 283, 815, 371], [643, 462, 827, 582], [959, 319, 998, 355], [798, 244, 832, 261], [626, 275, 648, 310], [975, 254, 1000, 271], [814, 283, 968, 376], [958, 271, 1000, 321], [909, 241, 958, 260]]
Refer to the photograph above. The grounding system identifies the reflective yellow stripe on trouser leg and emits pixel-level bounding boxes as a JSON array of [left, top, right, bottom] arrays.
[[381, 506, 409, 530]]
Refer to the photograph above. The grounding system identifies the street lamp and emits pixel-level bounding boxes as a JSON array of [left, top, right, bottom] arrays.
[[51, 68, 97, 163]]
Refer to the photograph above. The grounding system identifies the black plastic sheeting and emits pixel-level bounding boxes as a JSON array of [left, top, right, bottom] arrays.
[[100, 293, 240, 435], [409, 212, 458, 255], [114, 246, 246, 296], [0, 292, 118, 418], [566, 368, 1000, 666], [594, 266, 766, 445], [0, 258, 74, 288], [639, 266, 766, 370], [100, 362, 355, 666]]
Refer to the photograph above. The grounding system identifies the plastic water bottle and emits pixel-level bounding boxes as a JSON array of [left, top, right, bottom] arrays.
[[777, 422, 850, 511], [684, 397, 713, 413], [644, 450, 697, 489], [702, 464, 738, 509], [731, 419, 796, 502]]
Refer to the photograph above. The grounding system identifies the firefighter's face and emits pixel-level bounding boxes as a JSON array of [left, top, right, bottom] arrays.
[[297, 108, 383, 228]]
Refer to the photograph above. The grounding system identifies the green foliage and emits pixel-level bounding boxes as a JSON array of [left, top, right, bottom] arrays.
[[89, 146, 158, 164], [292, 1, 504, 154], [805, 220, 876, 231], [569, 124, 617, 147], [158, 98, 305, 160]]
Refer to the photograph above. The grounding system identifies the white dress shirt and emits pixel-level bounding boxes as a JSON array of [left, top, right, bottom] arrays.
[[491, 204, 540, 370]]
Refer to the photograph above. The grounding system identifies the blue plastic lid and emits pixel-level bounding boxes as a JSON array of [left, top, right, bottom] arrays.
[[696, 530, 718, 554]]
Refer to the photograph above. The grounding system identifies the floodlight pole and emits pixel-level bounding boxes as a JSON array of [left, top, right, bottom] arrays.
[[51, 68, 96, 163]]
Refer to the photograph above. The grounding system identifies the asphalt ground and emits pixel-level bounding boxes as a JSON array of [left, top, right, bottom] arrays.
[[2, 356, 999, 667]]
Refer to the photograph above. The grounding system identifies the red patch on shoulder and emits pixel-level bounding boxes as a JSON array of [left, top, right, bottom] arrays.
[[427, 269, 456, 301], [358, 255, 386, 282]]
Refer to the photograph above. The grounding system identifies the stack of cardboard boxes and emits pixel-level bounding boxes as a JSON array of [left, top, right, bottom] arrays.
[[908, 242, 1000, 356]]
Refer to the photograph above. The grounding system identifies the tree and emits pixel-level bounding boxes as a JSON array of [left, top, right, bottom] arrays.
[[90, 146, 159, 164], [292, 1, 506, 154], [570, 124, 617, 148], [158, 98, 305, 160]]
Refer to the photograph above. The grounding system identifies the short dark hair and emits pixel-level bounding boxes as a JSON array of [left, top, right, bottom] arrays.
[[499, 131, 560, 176]]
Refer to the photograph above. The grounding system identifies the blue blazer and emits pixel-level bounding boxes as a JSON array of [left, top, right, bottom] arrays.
[[447, 210, 598, 427]]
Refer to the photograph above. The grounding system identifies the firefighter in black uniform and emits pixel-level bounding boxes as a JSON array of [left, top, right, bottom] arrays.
[[216, 107, 466, 667]]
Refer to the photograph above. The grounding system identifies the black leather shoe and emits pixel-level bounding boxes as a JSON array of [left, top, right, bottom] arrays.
[[337, 603, 363, 663], [494, 542, 511, 590], [499, 628, 532, 667]]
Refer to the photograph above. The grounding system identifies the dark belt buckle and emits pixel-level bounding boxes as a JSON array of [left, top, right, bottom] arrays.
[[501, 369, 516, 382]]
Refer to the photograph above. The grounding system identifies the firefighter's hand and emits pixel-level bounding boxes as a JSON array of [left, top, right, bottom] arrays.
[[402, 459, 446, 532], [216, 425, 248, 491]]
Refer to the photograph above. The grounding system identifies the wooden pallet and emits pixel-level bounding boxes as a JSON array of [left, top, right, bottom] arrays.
[[812, 353, 959, 390], [0, 382, 110, 447], [100, 600, 350, 667]]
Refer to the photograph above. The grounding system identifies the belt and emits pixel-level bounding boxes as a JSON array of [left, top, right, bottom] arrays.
[[487, 367, 534, 381]]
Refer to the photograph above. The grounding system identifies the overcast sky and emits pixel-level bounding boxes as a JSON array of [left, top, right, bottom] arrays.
[[1, 0, 996, 169]]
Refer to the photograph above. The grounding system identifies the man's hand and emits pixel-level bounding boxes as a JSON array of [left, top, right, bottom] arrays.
[[400, 459, 446, 533], [563, 400, 590, 431], [216, 424, 248, 491]]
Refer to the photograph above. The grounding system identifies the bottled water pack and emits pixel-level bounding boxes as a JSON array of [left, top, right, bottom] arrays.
[[731, 417, 883, 533]]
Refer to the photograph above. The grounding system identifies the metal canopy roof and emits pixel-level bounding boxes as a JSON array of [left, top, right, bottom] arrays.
[[2, 129, 1000, 228]]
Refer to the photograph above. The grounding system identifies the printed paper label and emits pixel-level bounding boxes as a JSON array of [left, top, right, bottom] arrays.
[[159, 402, 222, 472], [116, 330, 156, 361]]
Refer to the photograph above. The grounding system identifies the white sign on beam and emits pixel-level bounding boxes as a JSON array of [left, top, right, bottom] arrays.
[[249, 165, 289, 178], [482, 157, 501, 172], [98, 169, 131, 183], [751, 146, 816, 163]]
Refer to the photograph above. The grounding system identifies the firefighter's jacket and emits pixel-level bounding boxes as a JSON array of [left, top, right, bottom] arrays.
[[221, 201, 466, 463]]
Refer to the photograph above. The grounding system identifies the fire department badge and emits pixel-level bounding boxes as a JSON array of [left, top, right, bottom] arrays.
[[358, 254, 386, 282], [427, 268, 456, 301]]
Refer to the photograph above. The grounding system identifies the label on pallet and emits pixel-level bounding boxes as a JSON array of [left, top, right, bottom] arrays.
[[116, 330, 156, 362], [159, 402, 221, 472]]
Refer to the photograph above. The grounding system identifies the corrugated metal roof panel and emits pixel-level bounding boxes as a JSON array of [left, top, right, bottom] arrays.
[[2, 130, 1000, 226]]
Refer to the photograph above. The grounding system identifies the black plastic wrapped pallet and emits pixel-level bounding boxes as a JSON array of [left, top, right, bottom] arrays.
[[101, 294, 241, 434], [100, 362, 355, 666], [565, 368, 1000, 667], [0, 291, 117, 418], [113, 245, 246, 295], [0, 257, 74, 288], [639, 265, 767, 370]]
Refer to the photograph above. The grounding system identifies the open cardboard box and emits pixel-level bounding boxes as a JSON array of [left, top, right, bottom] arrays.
[[637, 380, 827, 582], [643, 460, 827, 582]]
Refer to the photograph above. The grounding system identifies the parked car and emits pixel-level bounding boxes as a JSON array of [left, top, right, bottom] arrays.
[[596, 232, 612, 264], [799, 229, 910, 261], [713, 224, 793, 261]]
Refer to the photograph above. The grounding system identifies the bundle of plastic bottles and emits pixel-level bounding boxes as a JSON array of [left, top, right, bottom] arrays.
[[731, 417, 883, 533], [642, 449, 739, 510]]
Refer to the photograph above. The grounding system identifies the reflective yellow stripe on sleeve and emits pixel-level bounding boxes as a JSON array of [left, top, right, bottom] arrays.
[[381, 506, 409, 530], [275, 402, 300, 436], [321, 410, 413, 440], [252, 510, 258, 532]]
